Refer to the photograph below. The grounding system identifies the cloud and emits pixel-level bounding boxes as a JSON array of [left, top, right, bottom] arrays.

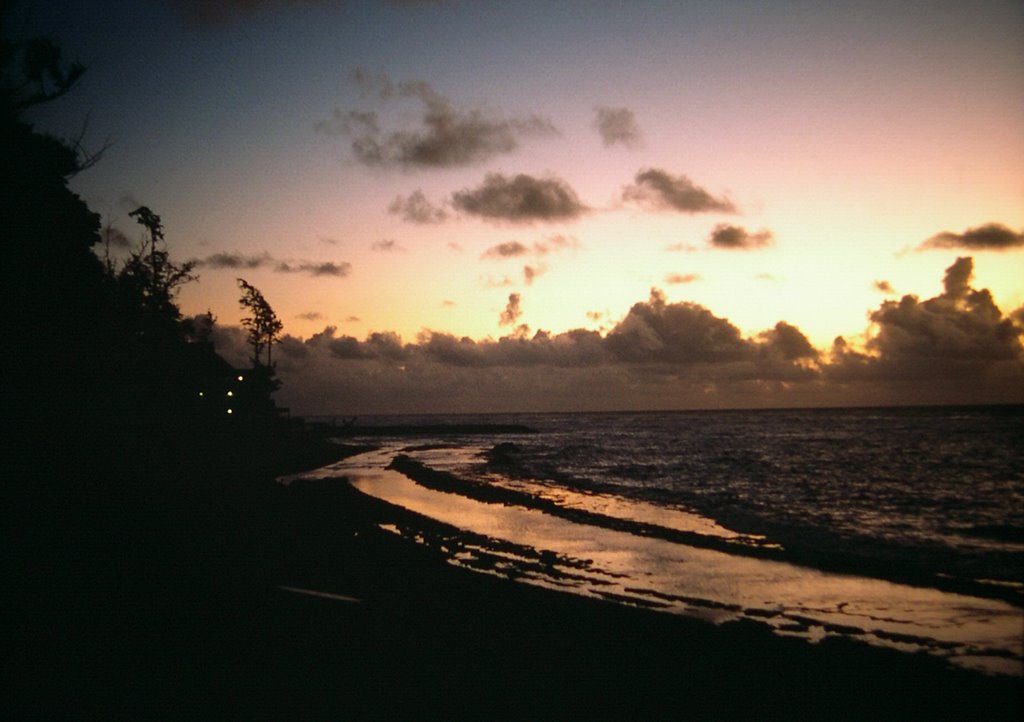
[[482, 241, 529, 259], [827, 257, 1023, 387], [275, 260, 352, 277], [194, 251, 273, 269], [295, 311, 323, 321], [387, 190, 448, 224], [593, 106, 642, 148], [523, 265, 544, 285], [191, 252, 350, 277], [207, 258, 1021, 414], [665, 273, 701, 284], [371, 239, 404, 252], [605, 289, 751, 365], [873, 280, 894, 294], [665, 241, 700, 252], [707, 224, 773, 250], [758, 322, 818, 362], [622, 168, 735, 214], [453, 173, 586, 223], [918, 223, 1024, 251], [500, 292, 523, 326], [321, 72, 559, 169]]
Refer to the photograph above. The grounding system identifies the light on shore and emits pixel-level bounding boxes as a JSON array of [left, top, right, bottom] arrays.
[[227, 408, 233, 415]]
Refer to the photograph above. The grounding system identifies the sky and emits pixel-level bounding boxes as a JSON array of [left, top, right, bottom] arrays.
[[14, 0, 1024, 414]]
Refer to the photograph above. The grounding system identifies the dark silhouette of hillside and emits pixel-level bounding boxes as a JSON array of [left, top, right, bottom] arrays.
[[1, 16, 345, 716]]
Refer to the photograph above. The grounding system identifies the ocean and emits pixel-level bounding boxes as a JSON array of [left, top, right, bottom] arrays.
[[299, 405, 1024, 676]]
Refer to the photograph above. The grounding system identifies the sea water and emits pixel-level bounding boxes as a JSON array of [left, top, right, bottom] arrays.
[[301, 405, 1024, 675]]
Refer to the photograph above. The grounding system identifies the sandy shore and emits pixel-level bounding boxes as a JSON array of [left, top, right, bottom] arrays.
[[6, 438, 1022, 719]]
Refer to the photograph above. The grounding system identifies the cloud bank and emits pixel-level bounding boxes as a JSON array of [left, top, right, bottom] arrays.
[[191, 251, 351, 277], [207, 257, 1023, 414]]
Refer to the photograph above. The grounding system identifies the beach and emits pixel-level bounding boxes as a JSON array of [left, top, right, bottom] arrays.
[[6, 422, 1022, 720]]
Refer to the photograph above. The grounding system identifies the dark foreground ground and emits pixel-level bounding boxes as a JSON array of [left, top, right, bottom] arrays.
[[5, 427, 1022, 720]]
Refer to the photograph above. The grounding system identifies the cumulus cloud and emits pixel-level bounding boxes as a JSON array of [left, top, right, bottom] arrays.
[[593, 106, 642, 148], [873, 280, 894, 294], [605, 289, 751, 365], [319, 72, 558, 169], [828, 257, 1023, 388], [452, 173, 586, 223], [207, 257, 1021, 414], [918, 223, 1024, 251], [758, 322, 818, 361], [622, 168, 735, 214], [665, 273, 701, 284], [191, 251, 351, 277], [387, 190, 448, 224], [499, 292, 523, 326], [707, 224, 773, 250]]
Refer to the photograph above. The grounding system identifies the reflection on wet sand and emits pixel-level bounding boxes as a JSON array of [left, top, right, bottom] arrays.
[[310, 447, 1024, 677]]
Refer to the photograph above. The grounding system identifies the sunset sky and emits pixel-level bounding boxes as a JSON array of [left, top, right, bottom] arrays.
[[16, 0, 1024, 413]]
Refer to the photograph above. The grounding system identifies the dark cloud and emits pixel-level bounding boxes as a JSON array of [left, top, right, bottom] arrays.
[[387, 190, 448, 224], [918, 223, 1024, 251], [207, 258, 1021, 414], [593, 106, 642, 148], [605, 289, 751, 365], [758, 322, 818, 362], [452, 173, 586, 223], [194, 251, 272, 269], [276, 260, 352, 277], [873, 280, 894, 294], [707, 224, 773, 250], [482, 241, 529, 259], [622, 169, 735, 214], [371, 239, 404, 252], [827, 257, 1023, 387], [191, 252, 350, 277], [500, 292, 523, 327], [665, 273, 701, 285], [296, 311, 323, 321], [322, 72, 559, 169]]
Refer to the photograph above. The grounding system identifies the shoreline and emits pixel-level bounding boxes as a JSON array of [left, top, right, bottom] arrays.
[[7, 429, 1023, 719], [262, 473, 1023, 719]]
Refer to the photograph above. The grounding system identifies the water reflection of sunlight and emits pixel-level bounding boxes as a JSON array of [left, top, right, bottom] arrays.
[[290, 447, 1023, 677], [403, 444, 775, 548]]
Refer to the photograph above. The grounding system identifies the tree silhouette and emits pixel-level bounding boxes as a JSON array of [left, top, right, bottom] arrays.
[[237, 278, 283, 367], [120, 205, 197, 324]]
